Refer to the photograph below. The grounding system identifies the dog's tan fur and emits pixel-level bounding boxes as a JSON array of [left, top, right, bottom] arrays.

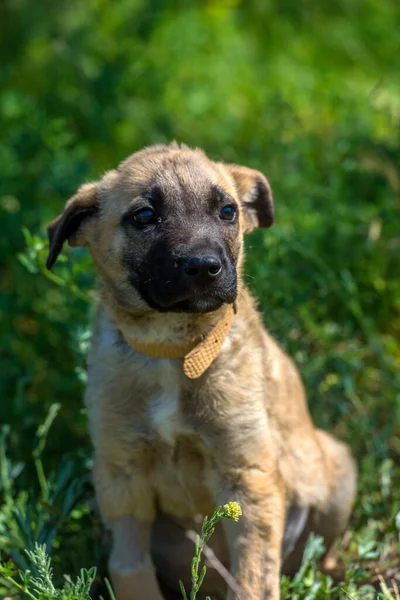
[[47, 143, 357, 600]]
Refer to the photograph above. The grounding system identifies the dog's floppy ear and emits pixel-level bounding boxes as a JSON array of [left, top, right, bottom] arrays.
[[225, 165, 274, 234], [46, 183, 98, 270]]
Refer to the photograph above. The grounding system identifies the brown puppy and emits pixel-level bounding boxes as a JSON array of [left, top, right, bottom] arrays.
[[47, 143, 357, 600]]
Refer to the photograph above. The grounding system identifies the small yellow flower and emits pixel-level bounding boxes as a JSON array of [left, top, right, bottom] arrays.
[[223, 502, 242, 522]]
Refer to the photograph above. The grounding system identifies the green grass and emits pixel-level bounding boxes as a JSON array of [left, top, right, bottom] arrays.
[[0, 545, 101, 600], [0, 411, 398, 600], [1, 0, 399, 598], [1, 235, 399, 598]]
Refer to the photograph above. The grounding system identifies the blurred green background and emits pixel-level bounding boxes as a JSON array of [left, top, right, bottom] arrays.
[[1, 0, 399, 596]]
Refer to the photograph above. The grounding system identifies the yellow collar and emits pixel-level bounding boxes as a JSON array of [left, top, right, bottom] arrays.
[[123, 304, 235, 379]]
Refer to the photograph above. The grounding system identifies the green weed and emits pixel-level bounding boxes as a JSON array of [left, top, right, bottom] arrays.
[[1, 1, 399, 597]]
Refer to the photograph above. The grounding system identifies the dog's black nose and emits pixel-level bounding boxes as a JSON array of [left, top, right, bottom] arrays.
[[183, 255, 222, 282]]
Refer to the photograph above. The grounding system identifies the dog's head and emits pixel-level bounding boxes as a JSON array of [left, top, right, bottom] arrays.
[[47, 143, 274, 314]]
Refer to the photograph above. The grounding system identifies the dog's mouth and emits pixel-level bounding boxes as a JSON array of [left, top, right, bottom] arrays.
[[152, 296, 234, 314], [133, 278, 237, 314]]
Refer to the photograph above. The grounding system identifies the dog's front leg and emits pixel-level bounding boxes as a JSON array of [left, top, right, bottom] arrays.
[[108, 515, 164, 600], [94, 460, 164, 600], [214, 455, 285, 600]]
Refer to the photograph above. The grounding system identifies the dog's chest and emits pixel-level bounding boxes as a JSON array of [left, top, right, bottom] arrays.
[[148, 359, 183, 444], [145, 360, 215, 516]]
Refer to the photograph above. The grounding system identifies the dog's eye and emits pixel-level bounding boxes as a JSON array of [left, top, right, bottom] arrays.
[[219, 206, 236, 221], [133, 208, 157, 225]]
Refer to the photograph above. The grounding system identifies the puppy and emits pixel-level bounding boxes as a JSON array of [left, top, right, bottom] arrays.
[[46, 143, 357, 600]]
